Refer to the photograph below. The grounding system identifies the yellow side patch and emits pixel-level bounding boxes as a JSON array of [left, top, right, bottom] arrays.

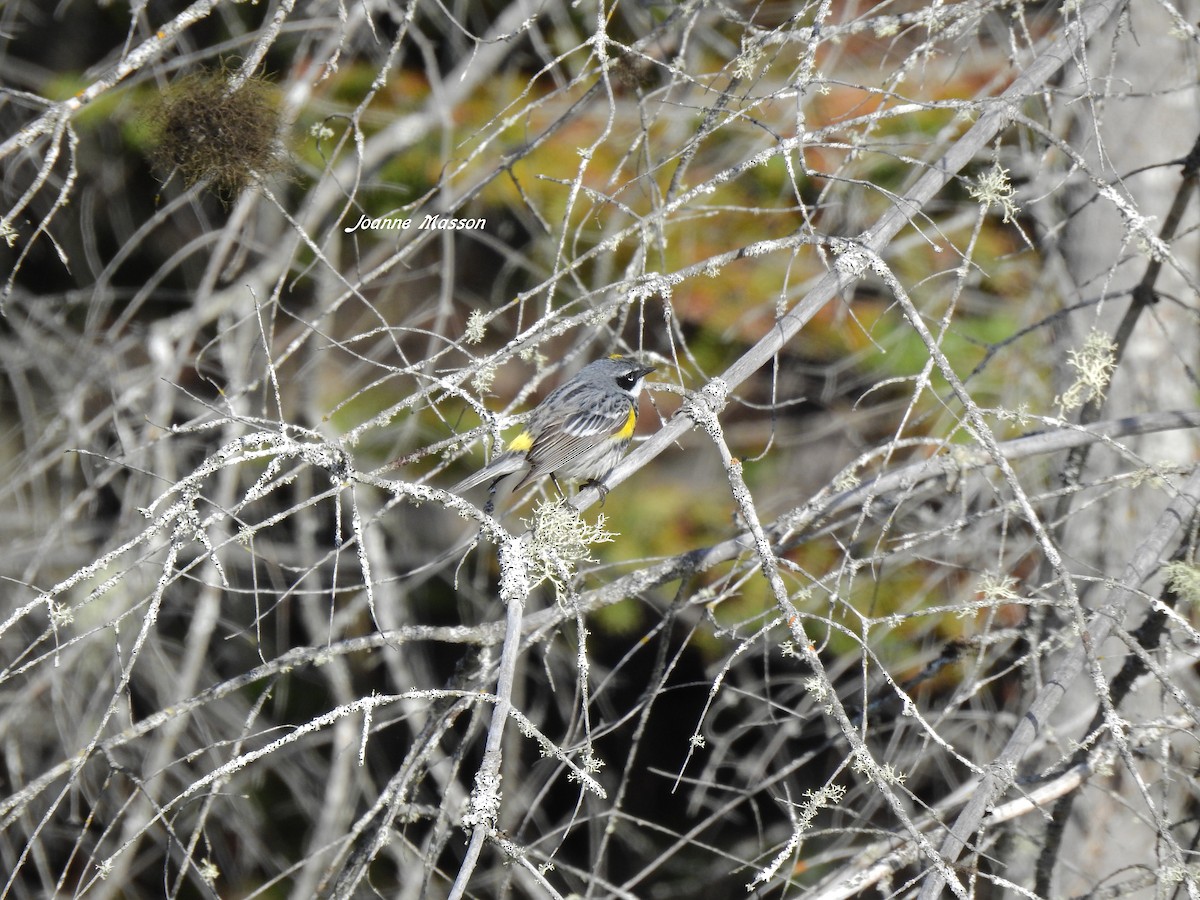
[[508, 430, 534, 452], [614, 406, 638, 441]]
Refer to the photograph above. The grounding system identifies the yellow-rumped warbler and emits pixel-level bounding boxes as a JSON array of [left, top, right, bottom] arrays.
[[452, 355, 656, 504]]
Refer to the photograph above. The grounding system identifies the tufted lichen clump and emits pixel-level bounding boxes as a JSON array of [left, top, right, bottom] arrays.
[[147, 68, 286, 196]]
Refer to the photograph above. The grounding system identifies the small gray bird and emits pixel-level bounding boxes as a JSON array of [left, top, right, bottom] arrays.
[[452, 355, 656, 502]]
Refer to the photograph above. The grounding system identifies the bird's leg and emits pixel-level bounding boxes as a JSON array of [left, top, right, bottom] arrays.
[[484, 475, 503, 515], [549, 473, 567, 502], [579, 478, 610, 505]]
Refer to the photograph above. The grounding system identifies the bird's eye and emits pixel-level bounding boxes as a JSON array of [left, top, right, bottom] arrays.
[[616, 373, 639, 390]]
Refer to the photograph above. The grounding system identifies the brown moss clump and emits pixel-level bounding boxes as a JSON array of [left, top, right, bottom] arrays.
[[611, 49, 659, 92], [147, 68, 286, 195]]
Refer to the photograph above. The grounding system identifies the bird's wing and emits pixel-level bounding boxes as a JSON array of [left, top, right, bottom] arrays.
[[523, 394, 634, 479]]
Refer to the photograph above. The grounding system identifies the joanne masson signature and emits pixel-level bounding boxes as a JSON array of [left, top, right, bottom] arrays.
[[344, 213, 486, 233]]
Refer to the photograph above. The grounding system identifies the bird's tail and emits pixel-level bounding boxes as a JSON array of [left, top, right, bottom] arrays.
[[449, 451, 526, 494]]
